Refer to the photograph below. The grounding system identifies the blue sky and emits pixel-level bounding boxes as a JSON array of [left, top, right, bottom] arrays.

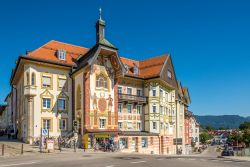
[[0, 0, 249, 116]]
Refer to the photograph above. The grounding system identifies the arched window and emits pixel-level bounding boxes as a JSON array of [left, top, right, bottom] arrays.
[[31, 72, 36, 86], [76, 85, 81, 110], [96, 74, 107, 88], [26, 72, 30, 85]]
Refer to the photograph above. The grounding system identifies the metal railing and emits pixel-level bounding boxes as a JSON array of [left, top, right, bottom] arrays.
[[118, 93, 147, 103]]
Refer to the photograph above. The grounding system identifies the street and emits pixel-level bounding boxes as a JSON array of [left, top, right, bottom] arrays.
[[0, 151, 249, 167]]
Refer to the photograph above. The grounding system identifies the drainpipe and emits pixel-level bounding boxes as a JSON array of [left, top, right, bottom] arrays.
[[175, 101, 178, 154]]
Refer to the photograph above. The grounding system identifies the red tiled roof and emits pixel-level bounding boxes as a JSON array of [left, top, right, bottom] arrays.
[[28, 40, 89, 66], [120, 54, 168, 78]]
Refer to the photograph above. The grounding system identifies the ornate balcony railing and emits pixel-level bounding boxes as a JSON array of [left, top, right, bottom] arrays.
[[118, 93, 147, 103]]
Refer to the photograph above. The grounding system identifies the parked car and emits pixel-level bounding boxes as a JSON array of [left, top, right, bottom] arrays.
[[221, 149, 234, 156]]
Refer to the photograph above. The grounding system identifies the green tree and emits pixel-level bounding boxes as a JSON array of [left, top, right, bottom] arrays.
[[239, 122, 250, 130], [242, 129, 250, 147], [200, 132, 211, 144]]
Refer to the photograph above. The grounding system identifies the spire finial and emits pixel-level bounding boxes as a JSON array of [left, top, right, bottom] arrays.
[[99, 7, 102, 20]]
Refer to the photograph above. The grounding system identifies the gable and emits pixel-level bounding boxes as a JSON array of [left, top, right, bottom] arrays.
[[160, 56, 178, 89]]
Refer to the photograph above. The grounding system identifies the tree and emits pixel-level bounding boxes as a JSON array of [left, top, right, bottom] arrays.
[[200, 132, 211, 144], [242, 129, 250, 147], [239, 122, 250, 130]]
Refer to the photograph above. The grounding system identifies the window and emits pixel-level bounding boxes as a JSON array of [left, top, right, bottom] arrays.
[[141, 137, 148, 148], [127, 104, 132, 113], [136, 105, 142, 114], [152, 105, 156, 113], [118, 122, 122, 129], [167, 70, 172, 79], [99, 119, 106, 129], [160, 89, 163, 97], [119, 138, 128, 149], [160, 106, 163, 114], [57, 49, 66, 60], [137, 122, 141, 130], [165, 92, 169, 101], [118, 103, 122, 113], [118, 86, 122, 94], [42, 98, 51, 109], [127, 122, 132, 130], [42, 76, 52, 88], [76, 85, 81, 110], [59, 119, 67, 130], [42, 119, 51, 130], [160, 122, 163, 129], [124, 64, 129, 73], [153, 122, 157, 130], [58, 98, 66, 110], [133, 66, 138, 75], [31, 72, 36, 86], [96, 74, 108, 88], [58, 78, 66, 90], [26, 72, 30, 85], [127, 87, 132, 95], [152, 88, 156, 96], [136, 89, 142, 96]]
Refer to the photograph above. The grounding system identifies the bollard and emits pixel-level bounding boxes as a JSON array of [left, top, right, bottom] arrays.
[[1, 144, 3, 156], [74, 140, 76, 152], [21, 144, 23, 155]]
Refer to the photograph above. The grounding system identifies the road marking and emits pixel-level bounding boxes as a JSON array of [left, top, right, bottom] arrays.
[[211, 159, 218, 162], [200, 159, 207, 161], [131, 161, 146, 164], [105, 165, 115, 167], [223, 161, 232, 163], [189, 158, 196, 161], [177, 158, 184, 160], [0, 162, 38, 167]]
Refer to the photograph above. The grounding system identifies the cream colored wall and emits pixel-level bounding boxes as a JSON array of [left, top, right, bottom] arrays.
[[74, 70, 84, 134], [118, 81, 144, 131], [145, 83, 176, 135], [23, 64, 72, 139]]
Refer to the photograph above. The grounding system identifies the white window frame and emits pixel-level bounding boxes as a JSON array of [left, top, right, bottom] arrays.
[[118, 103, 122, 113], [136, 105, 142, 114], [42, 76, 51, 88], [153, 122, 157, 130], [127, 121, 133, 130], [127, 104, 132, 113], [136, 88, 142, 96], [152, 87, 156, 96], [58, 98, 66, 110], [118, 86, 122, 94], [99, 118, 106, 129], [127, 87, 132, 95], [152, 105, 156, 113], [167, 70, 172, 79], [118, 122, 123, 129], [137, 122, 141, 131], [58, 49, 66, 60], [42, 98, 51, 109]]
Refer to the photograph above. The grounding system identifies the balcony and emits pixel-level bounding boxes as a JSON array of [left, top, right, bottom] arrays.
[[118, 93, 147, 104]]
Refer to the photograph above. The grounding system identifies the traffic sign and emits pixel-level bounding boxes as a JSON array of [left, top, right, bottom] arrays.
[[42, 129, 48, 136]]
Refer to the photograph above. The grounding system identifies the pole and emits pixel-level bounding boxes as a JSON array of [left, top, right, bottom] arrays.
[[2, 144, 4, 156], [21, 144, 23, 155], [40, 128, 42, 153], [74, 140, 76, 152]]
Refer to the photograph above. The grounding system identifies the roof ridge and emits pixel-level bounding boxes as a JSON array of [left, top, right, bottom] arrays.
[[50, 40, 89, 50], [120, 57, 139, 63], [139, 54, 169, 63]]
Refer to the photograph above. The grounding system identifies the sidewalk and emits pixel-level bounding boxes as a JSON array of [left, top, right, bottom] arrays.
[[223, 156, 250, 162]]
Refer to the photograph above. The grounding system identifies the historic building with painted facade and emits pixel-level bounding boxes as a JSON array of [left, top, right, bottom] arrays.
[[7, 13, 197, 155]]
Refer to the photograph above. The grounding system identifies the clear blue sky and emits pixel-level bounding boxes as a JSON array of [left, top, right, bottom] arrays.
[[0, 0, 249, 116]]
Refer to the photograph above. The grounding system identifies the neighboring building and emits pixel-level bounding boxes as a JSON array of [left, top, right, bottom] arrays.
[[8, 12, 196, 155], [0, 105, 7, 129], [190, 116, 200, 148]]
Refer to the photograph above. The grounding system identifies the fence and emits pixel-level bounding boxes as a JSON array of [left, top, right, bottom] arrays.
[[236, 148, 250, 156]]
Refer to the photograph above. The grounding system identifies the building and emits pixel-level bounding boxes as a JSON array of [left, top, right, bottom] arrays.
[[0, 105, 7, 129], [8, 12, 195, 155], [190, 116, 200, 148]]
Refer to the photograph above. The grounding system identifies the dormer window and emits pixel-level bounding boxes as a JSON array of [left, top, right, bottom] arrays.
[[133, 65, 138, 75], [57, 49, 66, 60], [167, 70, 172, 79], [124, 64, 129, 73]]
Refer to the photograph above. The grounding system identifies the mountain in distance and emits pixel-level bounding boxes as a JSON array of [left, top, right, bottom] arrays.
[[195, 115, 250, 129]]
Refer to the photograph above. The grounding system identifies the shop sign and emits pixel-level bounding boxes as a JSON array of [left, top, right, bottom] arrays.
[[94, 134, 110, 138]]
